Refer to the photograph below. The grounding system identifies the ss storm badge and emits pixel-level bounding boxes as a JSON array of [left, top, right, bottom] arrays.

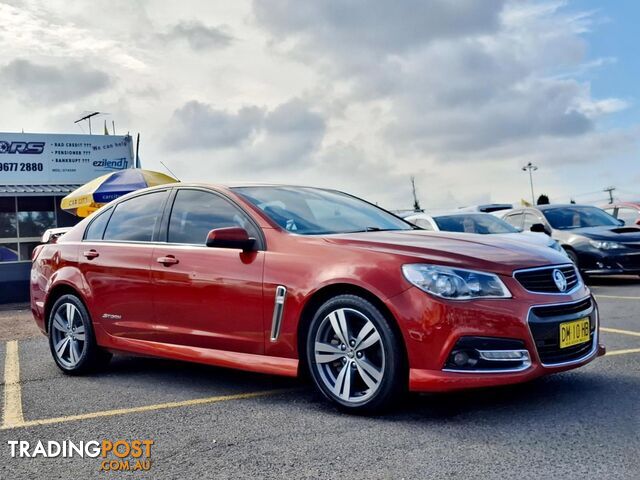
[[552, 269, 568, 292]]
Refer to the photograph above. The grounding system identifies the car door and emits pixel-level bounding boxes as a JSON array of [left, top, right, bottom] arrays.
[[150, 188, 265, 354], [79, 189, 170, 340]]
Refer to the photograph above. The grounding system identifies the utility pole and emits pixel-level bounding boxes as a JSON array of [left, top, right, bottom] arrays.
[[522, 162, 538, 205], [410, 176, 421, 212], [603, 186, 616, 204]]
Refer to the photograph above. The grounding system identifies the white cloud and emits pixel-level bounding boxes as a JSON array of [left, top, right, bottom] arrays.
[[168, 101, 264, 150], [1, 59, 111, 104], [164, 21, 234, 51], [0, 0, 636, 210]]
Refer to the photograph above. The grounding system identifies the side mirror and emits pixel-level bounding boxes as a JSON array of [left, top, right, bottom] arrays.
[[530, 223, 549, 235], [618, 219, 626, 226], [206, 227, 256, 251]]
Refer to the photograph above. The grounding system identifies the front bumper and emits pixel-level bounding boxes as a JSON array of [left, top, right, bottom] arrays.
[[579, 249, 640, 275], [385, 277, 604, 393]]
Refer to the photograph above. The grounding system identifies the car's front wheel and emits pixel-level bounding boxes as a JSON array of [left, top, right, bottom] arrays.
[[48, 294, 111, 374], [565, 248, 579, 266], [306, 294, 405, 413]]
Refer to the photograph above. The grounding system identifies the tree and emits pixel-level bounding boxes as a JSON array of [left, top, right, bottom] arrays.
[[537, 194, 550, 205]]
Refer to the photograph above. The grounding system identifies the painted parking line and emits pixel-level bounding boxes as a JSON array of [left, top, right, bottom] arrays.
[[3, 321, 638, 432], [594, 294, 640, 300], [605, 348, 640, 357], [2, 339, 294, 431], [2, 340, 24, 429], [0, 388, 292, 431], [600, 327, 640, 338]]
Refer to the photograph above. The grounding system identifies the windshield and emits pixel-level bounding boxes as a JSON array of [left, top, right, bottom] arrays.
[[433, 214, 519, 234], [543, 207, 620, 230], [234, 186, 413, 235]]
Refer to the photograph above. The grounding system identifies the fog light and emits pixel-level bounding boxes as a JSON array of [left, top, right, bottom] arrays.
[[444, 337, 530, 372], [452, 351, 470, 367]]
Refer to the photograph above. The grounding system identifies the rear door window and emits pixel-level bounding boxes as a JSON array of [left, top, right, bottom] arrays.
[[503, 213, 523, 229], [522, 213, 540, 231], [84, 208, 112, 241], [414, 219, 434, 230], [103, 191, 169, 242]]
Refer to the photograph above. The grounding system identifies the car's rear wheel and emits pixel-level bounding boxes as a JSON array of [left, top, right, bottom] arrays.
[[306, 294, 405, 413], [48, 294, 111, 374]]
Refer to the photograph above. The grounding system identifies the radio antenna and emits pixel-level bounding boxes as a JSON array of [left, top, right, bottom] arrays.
[[160, 161, 179, 180]]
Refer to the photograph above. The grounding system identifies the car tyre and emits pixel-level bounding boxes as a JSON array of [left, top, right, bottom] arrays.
[[306, 294, 405, 414], [48, 294, 111, 375], [565, 248, 578, 266]]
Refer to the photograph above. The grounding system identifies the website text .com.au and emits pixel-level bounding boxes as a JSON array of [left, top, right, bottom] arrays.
[[6, 439, 154, 472]]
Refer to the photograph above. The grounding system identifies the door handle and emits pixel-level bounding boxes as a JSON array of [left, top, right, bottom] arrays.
[[83, 250, 99, 259], [157, 255, 179, 266]]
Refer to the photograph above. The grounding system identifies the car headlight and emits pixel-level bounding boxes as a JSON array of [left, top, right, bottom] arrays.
[[589, 240, 624, 250], [402, 264, 511, 300]]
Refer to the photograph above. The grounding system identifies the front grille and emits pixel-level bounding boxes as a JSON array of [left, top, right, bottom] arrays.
[[531, 298, 592, 318], [528, 298, 596, 365], [514, 265, 579, 293]]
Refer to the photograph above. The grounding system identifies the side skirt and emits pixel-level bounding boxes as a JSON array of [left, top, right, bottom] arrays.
[[95, 326, 299, 377]]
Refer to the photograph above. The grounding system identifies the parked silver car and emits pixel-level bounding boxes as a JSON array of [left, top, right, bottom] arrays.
[[406, 212, 567, 256]]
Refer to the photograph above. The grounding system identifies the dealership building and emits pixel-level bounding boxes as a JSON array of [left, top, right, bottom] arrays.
[[0, 132, 134, 303]]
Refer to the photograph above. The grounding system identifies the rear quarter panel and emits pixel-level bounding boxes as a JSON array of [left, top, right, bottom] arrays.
[[30, 241, 83, 333]]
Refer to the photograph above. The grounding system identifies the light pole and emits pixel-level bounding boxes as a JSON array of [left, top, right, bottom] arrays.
[[522, 162, 538, 205]]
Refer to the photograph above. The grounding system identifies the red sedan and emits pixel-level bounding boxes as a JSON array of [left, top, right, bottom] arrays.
[[31, 184, 605, 412]]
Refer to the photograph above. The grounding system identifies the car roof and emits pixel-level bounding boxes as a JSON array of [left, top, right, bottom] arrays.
[[406, 211, 498, 219], [602, 201, 640, 208], [167, 182, 326, 189], [536, 204, 601, 211], [504, 204, 596, 212], [432, 211, 499, 218]]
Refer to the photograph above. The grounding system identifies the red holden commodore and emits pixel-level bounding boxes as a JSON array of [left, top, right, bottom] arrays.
[[31, 184, 605, 412]]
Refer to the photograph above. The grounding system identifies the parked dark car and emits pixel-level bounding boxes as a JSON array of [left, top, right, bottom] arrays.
[[601, 201, 640, 227], [501, 204, 640, 276]]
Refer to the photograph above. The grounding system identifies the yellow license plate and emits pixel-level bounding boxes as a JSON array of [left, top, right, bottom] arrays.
[[559, 318, 591, 349]]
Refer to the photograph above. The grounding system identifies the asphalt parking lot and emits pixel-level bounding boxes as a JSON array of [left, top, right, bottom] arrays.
[[1, 279, 639, 479]]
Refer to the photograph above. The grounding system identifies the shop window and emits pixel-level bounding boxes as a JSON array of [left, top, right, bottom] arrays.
[[0, 197, 17, 239], [17, 196, 55, 238], [0, 242, 18, 262], [19, 242, 40, 261]]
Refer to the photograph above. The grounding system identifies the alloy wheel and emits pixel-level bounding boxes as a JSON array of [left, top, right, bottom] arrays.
[[313, 307, 385, 404], [51, 302, 86, 369]]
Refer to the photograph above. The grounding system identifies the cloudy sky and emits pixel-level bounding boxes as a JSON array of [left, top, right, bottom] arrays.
[[0, 0, 638, 210]]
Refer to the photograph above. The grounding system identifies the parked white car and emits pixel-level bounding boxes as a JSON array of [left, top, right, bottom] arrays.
[[405, 212, 568, 256]]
